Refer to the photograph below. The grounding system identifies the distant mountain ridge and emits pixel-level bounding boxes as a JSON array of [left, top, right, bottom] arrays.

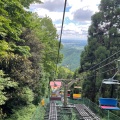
[[61, 39, 87, 46], [60, 39, 87, 71]]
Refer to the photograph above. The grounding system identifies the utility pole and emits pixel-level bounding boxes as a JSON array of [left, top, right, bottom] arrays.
[[118, 60, 120, 73], [56, 78, 80, 107]]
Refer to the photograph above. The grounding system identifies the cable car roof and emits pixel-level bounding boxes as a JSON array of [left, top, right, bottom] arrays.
[[50, 81, 62, 87], [102, 79, 120, 85]]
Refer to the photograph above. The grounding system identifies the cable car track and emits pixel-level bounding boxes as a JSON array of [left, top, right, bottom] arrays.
[[75, 104, 100, 120]]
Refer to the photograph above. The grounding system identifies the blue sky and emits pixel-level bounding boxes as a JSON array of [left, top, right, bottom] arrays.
[[30, 0, 101, 40]]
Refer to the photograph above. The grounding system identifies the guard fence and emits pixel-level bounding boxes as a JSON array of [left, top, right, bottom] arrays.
[[31, 98, 120, 120]]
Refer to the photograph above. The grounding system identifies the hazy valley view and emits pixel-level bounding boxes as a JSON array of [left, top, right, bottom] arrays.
[[60, 39, 87, 71]]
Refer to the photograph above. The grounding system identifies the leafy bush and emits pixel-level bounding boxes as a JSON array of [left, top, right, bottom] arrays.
[[6, 104, 36, 120]]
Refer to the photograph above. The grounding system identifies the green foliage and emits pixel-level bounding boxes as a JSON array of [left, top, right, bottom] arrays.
[[31, 104, 45, 120], [0, 15, 10, 38], [0, 0, 32, 59], [0, 70, 18, 106], [20, 87, 34, 104], [79, 0, 120, 102], [13, 45, 31, 57], [39, 17, 62, 73], [95, 46, 110, 62], [19, 0, 42, 8], [0, 0, 30, 40], [29, 15, 63, 79], [0, 0, 62, 119], [0, 40, 12, 57], [6, 104, 36, 120], [57, 66, 73, 79], [60, 41, 85, 71]]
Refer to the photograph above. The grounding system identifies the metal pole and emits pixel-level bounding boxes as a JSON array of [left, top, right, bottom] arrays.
[[59, 78, 80, 107], [117, 60, 120, 99], [112, 71, 118, 79], [64, 85, 68, 107], [118, 60, 120, 73], [108, 110, 109, 120]]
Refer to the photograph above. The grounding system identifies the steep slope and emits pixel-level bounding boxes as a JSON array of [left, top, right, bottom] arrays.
[[60, 40, 87, 71]]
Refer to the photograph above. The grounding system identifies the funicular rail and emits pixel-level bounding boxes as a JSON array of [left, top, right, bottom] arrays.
[[48, 101, 57, 120], [75, 104, 100, 120]]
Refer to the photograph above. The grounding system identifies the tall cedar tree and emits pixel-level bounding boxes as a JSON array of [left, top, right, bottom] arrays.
[[80, 0, 120, 102]]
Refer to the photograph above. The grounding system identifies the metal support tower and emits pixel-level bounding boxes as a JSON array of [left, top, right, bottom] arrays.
[[56, 78, 80, 107]]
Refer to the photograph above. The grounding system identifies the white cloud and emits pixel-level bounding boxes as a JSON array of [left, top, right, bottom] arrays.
[[33, 8, 63, 21], [33, 8, 49, 17], [73, 9, 93, 21], [55, 22, 90, 40], [30, 0, 64, 12], [30, 0, 101, 40], [68, 0, 100, 13]]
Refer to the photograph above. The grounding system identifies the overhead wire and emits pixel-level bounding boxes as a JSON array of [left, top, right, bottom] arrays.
[[92, 58, 119, 72], [79, 51, 120, 83], [81, 67, 118, 98], [82, 67, 117, 80], [80, 54, 120, 98], [55, 0, 67, 77], [79, 50, 120, 81], [80, 56, 119, 80], [87, 50, 120, 71]]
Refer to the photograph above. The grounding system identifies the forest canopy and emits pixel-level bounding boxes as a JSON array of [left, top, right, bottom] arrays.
[[0, 0, 62, 119]]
